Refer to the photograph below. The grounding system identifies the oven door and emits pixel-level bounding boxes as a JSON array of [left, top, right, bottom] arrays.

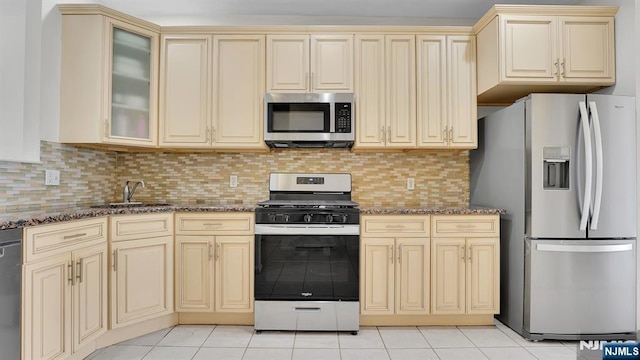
[[254, 228, 359, 302]]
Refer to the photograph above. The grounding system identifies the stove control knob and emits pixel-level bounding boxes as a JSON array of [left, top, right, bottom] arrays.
[[268, 214, 276, 222], [326, 215, 334, 223], [304, 214, 313, 223], [284, 215, 290, 223], [341, 215, 349, 223]]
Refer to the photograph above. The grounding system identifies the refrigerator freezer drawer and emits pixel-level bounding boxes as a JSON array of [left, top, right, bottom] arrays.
[[525, 239, 636, 337]]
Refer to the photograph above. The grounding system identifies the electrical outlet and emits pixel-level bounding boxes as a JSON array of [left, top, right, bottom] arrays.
[[45, 169, 60, 186], [406, 177, 415, 190], [230, 175, 238, 188]]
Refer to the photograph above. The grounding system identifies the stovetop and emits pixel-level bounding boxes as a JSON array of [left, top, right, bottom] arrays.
[[256, 199, 359, 208]]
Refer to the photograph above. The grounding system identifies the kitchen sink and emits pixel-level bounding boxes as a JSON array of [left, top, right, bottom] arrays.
[[91, 202, 174, 208]]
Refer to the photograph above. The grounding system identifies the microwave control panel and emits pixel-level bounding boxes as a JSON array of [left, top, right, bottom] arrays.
[[335, 103, 352, 133]]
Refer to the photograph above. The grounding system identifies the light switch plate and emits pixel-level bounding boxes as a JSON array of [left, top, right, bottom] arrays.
[[406, 178, 415, 190], [230, 175, 238, 188], [45, 169, 60, 186]]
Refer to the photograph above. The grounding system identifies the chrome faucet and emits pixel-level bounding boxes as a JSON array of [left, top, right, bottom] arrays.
[[123, 180, 146, 203]]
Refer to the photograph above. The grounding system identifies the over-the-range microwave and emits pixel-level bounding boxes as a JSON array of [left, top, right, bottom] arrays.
[[264, 93, 354, 148]]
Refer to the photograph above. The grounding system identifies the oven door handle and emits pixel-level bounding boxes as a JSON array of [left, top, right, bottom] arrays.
[[255, 224, 360, 235]]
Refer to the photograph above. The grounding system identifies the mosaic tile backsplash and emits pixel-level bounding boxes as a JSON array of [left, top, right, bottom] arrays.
[[117, 149, 469, 208], [1, 143, 469, 212], [0, 141, 117, 213]]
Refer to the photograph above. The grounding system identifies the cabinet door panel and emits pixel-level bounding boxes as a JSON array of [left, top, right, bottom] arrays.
[[502, 15, 557, 81], [354, 35, 386, 148], [361, 238, 395, 314], [159, 35, 211, 147], [73, 243, 108, 352], [447, 35, 477, 149], [176, 236, 214, 312], [213, 35, 265, 148], [105, 18, 159, 145], [431, 238, 465, 314], [311, 35, 353, 92], [396, 238, 430, 314], [23, 254, 72, 360], [385, 35, 416, 147], [215, 236, 254, 312], [417, 35, 447, 148], [466, 238, 500, 314], [267, 35, 309, 92], [111, 236, 173, 328], [561, 17, 614, 81]]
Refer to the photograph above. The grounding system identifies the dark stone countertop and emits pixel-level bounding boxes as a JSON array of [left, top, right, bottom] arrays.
[[359, 206, 505, 215], [0, 204, 257, 230], [1, 203, 504, 230]]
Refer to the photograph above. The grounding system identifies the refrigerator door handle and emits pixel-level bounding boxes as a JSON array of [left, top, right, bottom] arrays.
[[578, 101, 592, 231], [537, 243, 633, 253], [588, 101, 604, 230]]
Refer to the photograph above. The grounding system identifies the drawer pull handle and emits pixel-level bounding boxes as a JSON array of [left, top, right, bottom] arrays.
[[76, 259, 83, 283], [385, 224, 406, 229], [455, 224, 477, 229], [293, 307, 321, 312], [204, 223, 223, 227], [64, 233, 87, 240]]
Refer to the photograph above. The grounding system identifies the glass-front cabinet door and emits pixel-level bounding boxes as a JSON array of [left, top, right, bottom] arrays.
[[106, 19, 158, 145]]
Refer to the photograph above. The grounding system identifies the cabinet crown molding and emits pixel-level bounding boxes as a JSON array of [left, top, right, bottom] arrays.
[[473, 4, 619, 33], [57, 4, 161, 32], [161, 25, 473, 35]]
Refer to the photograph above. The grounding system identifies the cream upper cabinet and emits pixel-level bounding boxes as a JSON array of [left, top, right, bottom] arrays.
[[267, 34, 353, 93], [160, 34, 266, 150], [213, 35, 267, 150], [110, 214, 174, 329], [474, 5, 617, 104], [417, 35, 477, 149], [159, 35, 212, 147], [175, 213, 254, 313], [360, 215, 430, 315], [22, 218, 108, 360], [431, 215, 500, 315], [354, 35, 416, 149], [59, 6, 160, 147]]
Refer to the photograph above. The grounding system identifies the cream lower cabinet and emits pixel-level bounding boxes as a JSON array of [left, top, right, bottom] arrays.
[[22, 218, 108, 360], [431, 215, 500, 315], [360, 215, 430, 315], [109, 213, 174, 329], [175, 213, 254, 313]]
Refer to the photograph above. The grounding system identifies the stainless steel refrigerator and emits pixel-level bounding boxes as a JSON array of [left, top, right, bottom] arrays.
[[470, 93, 637, 340]]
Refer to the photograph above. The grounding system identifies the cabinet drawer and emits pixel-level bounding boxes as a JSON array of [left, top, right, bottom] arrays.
[[361, 215, 430, 237], [431, 215, 499, 237], [110, 213, 173, 242], [175, 213, 254, 235], [24, 217, 107, 263]]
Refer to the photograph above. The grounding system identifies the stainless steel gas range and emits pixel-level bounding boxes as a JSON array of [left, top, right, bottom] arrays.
[[254, 173, 360, 334]]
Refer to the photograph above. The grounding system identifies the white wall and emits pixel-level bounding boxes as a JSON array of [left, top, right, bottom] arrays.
[[0, 0, 42, 163]]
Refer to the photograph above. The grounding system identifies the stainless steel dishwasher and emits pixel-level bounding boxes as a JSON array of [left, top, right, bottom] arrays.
[[0, 228, 22, 360]]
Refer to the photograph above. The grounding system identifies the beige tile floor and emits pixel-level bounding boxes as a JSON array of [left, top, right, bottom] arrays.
[[85, 320, 580, 360]]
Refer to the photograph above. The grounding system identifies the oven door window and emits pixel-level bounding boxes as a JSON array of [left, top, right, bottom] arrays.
[[255, 234, 359, 301], [268, 103, 330, 133]]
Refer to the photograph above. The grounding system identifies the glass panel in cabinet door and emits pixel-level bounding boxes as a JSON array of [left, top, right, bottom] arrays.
[[111, 27, 152, 139]]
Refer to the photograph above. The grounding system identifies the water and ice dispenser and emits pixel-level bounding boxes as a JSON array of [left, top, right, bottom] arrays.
[[543, 146, 570, 190]]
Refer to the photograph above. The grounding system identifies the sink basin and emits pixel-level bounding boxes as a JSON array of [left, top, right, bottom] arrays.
[[91, 202, 173, 209]]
